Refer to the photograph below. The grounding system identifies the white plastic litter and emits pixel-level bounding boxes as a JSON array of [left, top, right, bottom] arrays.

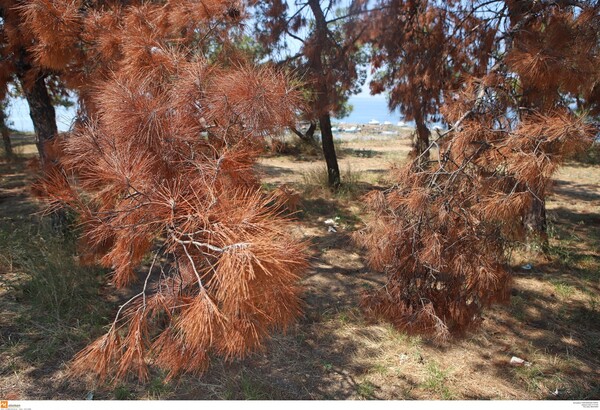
[[510, 356, 532, 367]]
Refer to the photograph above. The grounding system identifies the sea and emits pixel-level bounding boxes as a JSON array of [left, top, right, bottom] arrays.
[[4, 94, 419, 132], [336, 95, 410, 125]]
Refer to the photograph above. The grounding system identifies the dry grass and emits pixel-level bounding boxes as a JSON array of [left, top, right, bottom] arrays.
[[1, 133, 599, 399]]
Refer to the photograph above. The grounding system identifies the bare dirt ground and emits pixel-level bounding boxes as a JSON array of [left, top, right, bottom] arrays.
[[1, 133, 599, 400]]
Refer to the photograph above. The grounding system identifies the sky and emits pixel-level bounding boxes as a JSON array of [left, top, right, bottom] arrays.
[[6, 96, 76, 133]]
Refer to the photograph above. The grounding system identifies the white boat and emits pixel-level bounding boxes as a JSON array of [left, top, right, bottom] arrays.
[[345, 126, 358, 133], [397, 121, 406, 127], [368, 119, 380, 125], [383, 121, 392, 125]]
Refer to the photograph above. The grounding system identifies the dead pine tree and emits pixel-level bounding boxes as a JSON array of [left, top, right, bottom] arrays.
[[27, 0, 309, 382], [253, 0, 370, 189], [366, 0, 494, 165], [357, 0, 599, 340]]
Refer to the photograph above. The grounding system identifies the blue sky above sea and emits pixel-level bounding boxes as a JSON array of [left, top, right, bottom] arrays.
[[3, 0, 413, 132], [5, 94, 412, 132], [5, 93, 414, 133], [335, 95, 411, 125]]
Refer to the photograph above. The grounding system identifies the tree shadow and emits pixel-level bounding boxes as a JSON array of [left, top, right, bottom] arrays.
[[337, 147, 382, 159], [481, 284, 600, 400], [254, 163, 296, 180], [551, 179, 600, 202]]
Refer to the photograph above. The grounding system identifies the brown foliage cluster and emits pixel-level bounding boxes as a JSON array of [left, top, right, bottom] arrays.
[[254, 0, 368, 119], [505, 5, 600, 114], [357, 112, 594, 340], [365, 0, 498, 160], [0, 0, 31, 97], [367, 0, 493, 123], [357, 2, 599, 340], [16, 0, 246, 108], [33, 1, 307, 382]]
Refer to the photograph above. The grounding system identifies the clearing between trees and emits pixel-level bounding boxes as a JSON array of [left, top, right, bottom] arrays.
[[1, 132, 599, 399]]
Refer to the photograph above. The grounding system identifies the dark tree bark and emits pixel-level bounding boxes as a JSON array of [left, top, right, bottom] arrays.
[[307, 0, 341, 188], [15, 57, 64, 230], [0, 109, 13, 159], [319, 114, 341, 187], [19, 73, 68, 232], [524, 196, 548, 252], [413, 108, 430, 164], [507, 0, 549, 249], [18, 72, 57, 161]]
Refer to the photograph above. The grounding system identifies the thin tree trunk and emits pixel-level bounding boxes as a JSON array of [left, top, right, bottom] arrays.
[[507, 0, 549, 250], [524, 196, 548, 252], [319, 114, 341, 188], [307, 0, 342, 189], [413, 109, 430, 164], [17, 72, 57, 162], [0, 110, 13, 159]]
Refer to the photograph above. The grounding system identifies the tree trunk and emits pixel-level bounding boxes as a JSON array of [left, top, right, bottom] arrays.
[[18, 73, 57, 162], [524, 196, 548, 253], [506, 0, 549, 249], [413, 109, 430, 164], [14, 53, 66, 232], [0, 110, 13, 159], [319, 114, 341, 188], [17, 70, 66, 231], [307, 0, 342, 189]]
